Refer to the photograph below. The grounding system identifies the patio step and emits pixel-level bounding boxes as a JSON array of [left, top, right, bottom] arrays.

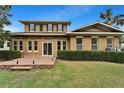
[[11, 66, 32, 70]]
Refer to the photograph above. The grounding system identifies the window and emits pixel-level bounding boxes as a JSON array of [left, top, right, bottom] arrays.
[[40, 24, 43, 32], [48, 24, 52, 32], [34, 41, 38, 51], [0, 42, 4, 48], [76, 38, 83, 50], [14, 41, 17, 50], [57, 41, 61, 50], [28, 40, 38, 52], [92, 38, 98, 51], [58, 24, 63, 32], [7, 42, 10, 47], [107, 38, 113, 48], [57, 40, 66, 50], [19, 41, 23, 51], [63, 41, 66, 50], [28, 41, 32, 51], [29, 24, 36, 32]]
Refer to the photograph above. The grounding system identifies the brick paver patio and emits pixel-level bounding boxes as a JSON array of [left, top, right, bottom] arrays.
[[0, 56, 56, 67]]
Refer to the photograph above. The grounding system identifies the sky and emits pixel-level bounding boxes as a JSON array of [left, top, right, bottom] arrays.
[[4, 5, 124, 32]]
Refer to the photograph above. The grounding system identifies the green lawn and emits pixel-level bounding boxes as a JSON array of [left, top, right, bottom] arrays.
[[0, 60, 124, 88]]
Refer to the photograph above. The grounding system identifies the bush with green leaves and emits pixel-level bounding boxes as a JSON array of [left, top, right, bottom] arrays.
[[58, 51, 124, 63], [0, 50, 22, 60]]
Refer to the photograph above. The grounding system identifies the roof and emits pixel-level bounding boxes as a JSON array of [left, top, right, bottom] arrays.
[[67, 32, 124, 35], [72, 22, 124, 32], [19, 20, 71, 25], [13, 32, 67, 36], [13, 32, 124, 37]]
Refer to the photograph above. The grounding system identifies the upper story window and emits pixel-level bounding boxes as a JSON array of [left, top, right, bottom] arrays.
[[29, 24, 36, 32], [76, 38, 83, 50], [47, 24, 52, 32], [107, 38, 113, 48], [58, 24, 63, 32], [40, 24, 43, 32], [91, 38, 98, 51]]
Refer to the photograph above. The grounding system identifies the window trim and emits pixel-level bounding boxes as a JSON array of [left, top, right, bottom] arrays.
[[58, 24, 63, 32], [13, 40, 23, 52], [76, 37, 83, 50], [28, 40, 38, 52], [57, 40, 67, 51], [29, 24, 36, 32], [107, 37, 113, 49], [91, 37, 98, 51], [47, 24, 52, 32]]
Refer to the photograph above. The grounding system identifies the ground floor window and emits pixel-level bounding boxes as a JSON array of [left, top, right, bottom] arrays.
[[91, 38, 98, 51], [28, 40, 38, 52], [13, 40, 23, 51], [13, 41, 17, 50], [107, 38, 113, 48], [34, 41, 38, 51], [76, 38, 83, 50], [19, 41, 23, 51], [0, 41, 4, 48], [57, 40, 66, 50]]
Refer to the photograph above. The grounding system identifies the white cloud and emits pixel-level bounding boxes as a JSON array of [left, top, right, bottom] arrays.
[[3, 25, 21, 32], [51, 5, 94, 20]]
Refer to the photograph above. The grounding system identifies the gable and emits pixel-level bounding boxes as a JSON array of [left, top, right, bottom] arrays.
[[83, 26, 110, 32], [72, 22, 123, 32]]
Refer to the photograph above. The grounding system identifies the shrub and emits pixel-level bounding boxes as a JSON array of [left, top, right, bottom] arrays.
[[0, 50, 22, 60], [57, 50, 124, 63]]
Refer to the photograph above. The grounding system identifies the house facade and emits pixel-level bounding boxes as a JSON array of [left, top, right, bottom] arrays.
[[11, 21, 124, 56]]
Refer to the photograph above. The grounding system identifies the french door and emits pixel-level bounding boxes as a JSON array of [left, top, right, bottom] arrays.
[[43, 43, 52, 56]]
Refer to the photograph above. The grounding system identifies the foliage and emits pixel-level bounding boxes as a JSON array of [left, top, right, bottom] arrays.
[[100, 8, 124, 27], [0, 50, 22, 60], [58, 50, 124, 63], [0, 5, 12, 43]]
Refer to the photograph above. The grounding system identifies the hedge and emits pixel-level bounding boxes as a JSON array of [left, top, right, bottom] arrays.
[[0, 50, 22, 60], [57, 50, 124, 63]]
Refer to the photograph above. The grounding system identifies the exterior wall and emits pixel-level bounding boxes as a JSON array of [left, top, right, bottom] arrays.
[[12, 36, 69, 56], [70, 37, 76, 50], [69, 35, 120, 51], [113, 36, 120, 48], [98, 36, 106, 51], [83, 36, 91, 50], [12, 35, 121, 56], [63, 25, 67, 32]]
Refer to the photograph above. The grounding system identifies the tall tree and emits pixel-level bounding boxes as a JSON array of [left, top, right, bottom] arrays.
[[100, 9, 124, 28], [0, 5, 12, 43]]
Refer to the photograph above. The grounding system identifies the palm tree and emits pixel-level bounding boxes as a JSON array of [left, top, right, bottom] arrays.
[[100, 9, 124, 27]]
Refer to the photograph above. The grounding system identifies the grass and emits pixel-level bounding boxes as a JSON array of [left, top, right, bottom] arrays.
[[0, 60, 124, 88]]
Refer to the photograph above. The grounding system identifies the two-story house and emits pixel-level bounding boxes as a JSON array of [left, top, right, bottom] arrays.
[[11, 21, 124, 56]]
